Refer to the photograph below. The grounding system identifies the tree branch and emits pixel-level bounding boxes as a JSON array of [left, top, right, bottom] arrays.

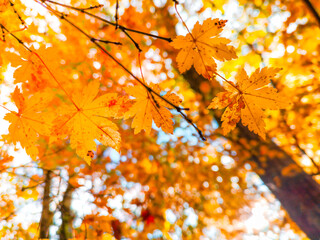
[[58, 181, 75, 240], [115, 0, 119, 29], [41, 0, 172, 42], [39, 170, 54, 239], [303, 0, 320, 26]]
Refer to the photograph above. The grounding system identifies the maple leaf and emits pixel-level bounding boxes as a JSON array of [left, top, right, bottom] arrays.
[[52, 80, 121, 164], [0, 0, 9, 12], [124, 83, 182, 135], [208, 67, 290, 139], [3, 87, 53, 159], [170, 18, 237, 78], [7, 46, 61, 92]]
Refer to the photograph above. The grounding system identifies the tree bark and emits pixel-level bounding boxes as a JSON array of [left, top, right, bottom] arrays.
[[183, 68, 320, 239], [59, 181, 75, 240], [39, 170, 54, 239]]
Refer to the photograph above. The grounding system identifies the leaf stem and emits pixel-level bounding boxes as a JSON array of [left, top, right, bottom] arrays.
[[214, 71, 240, 91], [174, 2, 193, 37], [32, 51, 80, 110], [0, 105, 13, 113]]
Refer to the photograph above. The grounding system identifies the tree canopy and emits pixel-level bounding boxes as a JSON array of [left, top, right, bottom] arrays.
[[0, 0, 320, 239]]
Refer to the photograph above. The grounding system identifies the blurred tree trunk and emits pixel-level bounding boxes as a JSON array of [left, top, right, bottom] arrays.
[[59, 181, 75, 240], [39, 170, 54, 239], [184, 68, 320, 240], [111, 219, 122, 240]]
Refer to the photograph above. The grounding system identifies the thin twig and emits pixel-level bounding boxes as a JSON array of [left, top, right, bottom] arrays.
[[42, 0, 172, 42], [115, 0, 119, 29], [122, 28, 142, 52], [310, 171, 320, 176], [91, 38, 122, 45], [293, 135, 320, 173], [77, 4, 103, 10], [118, 25, 172, 42], [138, 53, 160, 108], [9, 0, 26, 27], [303, 0, 320, 26], [1, 24, 22, 45], [21, 182, 42, 191], [1, 26, 5, 42], [281, 117, 320, 174]]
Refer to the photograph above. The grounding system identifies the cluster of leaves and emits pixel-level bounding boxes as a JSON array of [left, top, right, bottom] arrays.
[[2, 45, 184, 164], [170, 17, 291, 139], [0, 0, 316, 239], [1, 2, 290, 165]]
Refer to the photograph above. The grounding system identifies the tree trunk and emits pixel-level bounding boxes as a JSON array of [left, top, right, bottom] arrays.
[[183, 68, 320, 239], [255, 140, 320, 239], [39, 170, 54, 239], [59, 181, 75, 240]]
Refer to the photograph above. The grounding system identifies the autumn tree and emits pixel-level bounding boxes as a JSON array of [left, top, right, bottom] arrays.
[[0, 0, 320, 239]]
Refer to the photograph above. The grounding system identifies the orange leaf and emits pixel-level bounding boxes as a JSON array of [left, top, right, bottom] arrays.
[[170, 18, 237, 78], [8, 46, 61, 92], [208, 67, 291, 139], [124, 84, 181, 135], [3, 87, 54, 159], [52, 80, 121, 165]]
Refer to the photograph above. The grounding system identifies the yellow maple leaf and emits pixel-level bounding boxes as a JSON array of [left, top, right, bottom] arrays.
[[3, 87, 53, 159], [52, 80, 121, 164], [124, 83, 182, 135], [170, 18, 237, 78], [208, 67, 290, 139], [7, 46, 61, 92]]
